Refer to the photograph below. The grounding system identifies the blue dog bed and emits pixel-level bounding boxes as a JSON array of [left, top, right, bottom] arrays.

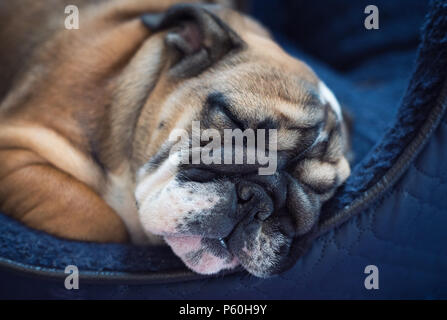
[[1, 0, 446, 298]]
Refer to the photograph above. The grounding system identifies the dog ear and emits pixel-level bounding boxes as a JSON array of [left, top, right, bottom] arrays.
[[141, 4, 244, 77]]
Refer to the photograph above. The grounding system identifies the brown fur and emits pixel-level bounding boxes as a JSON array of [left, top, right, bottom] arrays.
[[0, 0, 349, 244]]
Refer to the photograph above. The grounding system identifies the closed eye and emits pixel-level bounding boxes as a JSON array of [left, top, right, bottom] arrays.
[[206, 92, 247, 130]]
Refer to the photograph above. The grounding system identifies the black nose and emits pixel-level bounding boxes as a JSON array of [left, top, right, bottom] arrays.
[[235, 171, 290, 222], [242, 171, 289, 210], [227, 171, 301, 277], [234, 171, 300, 239], [236, 181, 274, 221]]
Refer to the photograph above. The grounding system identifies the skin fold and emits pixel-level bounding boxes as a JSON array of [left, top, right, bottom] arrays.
[[0, 0, 350, 277]]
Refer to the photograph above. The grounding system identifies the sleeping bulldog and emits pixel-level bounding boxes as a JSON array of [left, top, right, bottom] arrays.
[[0, 0, 350, 277]]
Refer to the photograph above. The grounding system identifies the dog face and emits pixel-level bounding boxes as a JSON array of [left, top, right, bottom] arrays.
[[133, 4, 350, 277]]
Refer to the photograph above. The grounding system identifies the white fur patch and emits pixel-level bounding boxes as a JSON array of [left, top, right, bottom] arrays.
[[136, 178, 220, 236], [135, 152, 221, 237], [135, 150, 239, 275], [103, 167, 158, 245], [318, 81, 342, 121]]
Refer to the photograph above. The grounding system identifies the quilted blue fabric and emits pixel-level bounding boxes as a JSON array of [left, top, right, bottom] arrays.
[[2, 117, 446, 298], [0, 0, 446, 298]]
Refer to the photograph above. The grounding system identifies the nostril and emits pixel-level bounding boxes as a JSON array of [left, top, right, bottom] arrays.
[[236, 181, 274, 221], [244, 172, 289, 210], [237, 184, 253, 201], [255, 205, 272, 221]]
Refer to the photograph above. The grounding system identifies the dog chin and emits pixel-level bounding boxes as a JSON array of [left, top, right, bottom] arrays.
[[135, 177, 242, 275], [135, 159, 242, 275]]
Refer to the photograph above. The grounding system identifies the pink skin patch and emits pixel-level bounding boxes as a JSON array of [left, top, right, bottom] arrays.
[[165, 235, 239, 274]]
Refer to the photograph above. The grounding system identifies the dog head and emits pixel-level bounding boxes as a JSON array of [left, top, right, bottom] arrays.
[[132, 4, 350, 277]]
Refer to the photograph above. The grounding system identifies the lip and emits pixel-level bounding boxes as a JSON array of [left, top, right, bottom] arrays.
[[164, 234, 239, 275]]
